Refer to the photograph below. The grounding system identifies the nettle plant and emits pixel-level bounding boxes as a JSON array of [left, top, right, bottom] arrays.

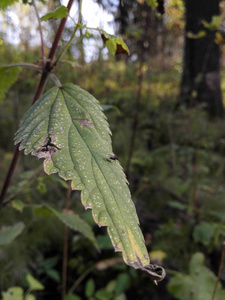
[[0, 0, 165, 295]]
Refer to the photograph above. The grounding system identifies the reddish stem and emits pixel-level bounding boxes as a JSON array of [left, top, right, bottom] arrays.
[[0, 0, 74, 206]]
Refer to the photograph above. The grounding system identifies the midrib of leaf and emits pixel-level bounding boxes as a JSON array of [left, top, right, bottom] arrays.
[[61, 89, 131, 242]]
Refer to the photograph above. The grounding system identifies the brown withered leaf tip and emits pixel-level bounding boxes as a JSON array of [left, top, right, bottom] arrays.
[[74, 118, 94, 128], [129, 256, 166, 282]]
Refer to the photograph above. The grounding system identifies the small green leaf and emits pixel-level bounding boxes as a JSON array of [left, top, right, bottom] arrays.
[[1, 287, 23, 300], [41, 6, 68, 21], [101, 104, 121, 114], [146, 0, 158, 9], [11, 199, 25, 212], [99, 29, 129, 55], [0, 222, 25, 246], [115, 273, 130, 295], [193, 222, 214, 246], [66, 294, 82, 300], [187, 30, 206, 39], [0, 0, 19, 9], [167, 201, 187, 210], [33, 205, 98, 249], [45, 269, 60, 282], [25, 274, 44, 291], [0, 66, 20, 102], [85, 279, 95, 297], [203, 15, 221, 30], [95, 289, 113, 300], [84, 29, 93, 39]]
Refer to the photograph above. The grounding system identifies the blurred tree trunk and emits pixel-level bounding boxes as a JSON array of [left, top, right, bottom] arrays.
[[180, 0, 223, 116]]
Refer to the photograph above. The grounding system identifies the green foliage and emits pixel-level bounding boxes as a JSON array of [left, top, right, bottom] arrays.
[[33, 204, 98, 248], [187, 30, 206, 39], [85, 278, 95, 297], [1, 287, 23, 300], [41, 5, 68, 21], [99, 30, 129, 55], [0, 222, 25, 245], [0, 67, 20, 102], [1, 274, 44, 300], [168, 253, 225, 300], [14, 84, 152, 272], [146, 0, 158, 9], [0, 0, 19, 9], [203, 15, 221, 30], [25, 274, 44, 291], [193, 222, 215, 246]]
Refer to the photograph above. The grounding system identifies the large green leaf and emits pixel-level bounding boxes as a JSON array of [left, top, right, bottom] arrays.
[[0, 67, 20, 102], [0, 222, 25, 246], [15, 83, 165, 280]]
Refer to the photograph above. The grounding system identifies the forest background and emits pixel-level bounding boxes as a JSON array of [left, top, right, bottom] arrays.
[[1, 0, 225, 299]]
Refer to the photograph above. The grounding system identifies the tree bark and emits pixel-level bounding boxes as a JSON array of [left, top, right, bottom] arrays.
[[181, 0, 223, 116]]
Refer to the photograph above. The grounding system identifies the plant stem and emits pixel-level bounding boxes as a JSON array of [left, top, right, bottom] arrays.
[[54, 0, 83, 66], [62, 181, 72, 300], [32, 0, 45, 66], [68, 265, 94, 294], [212, 241, 225, 300], [1, 63, 41, 70], [126, 63, 143, 177], [0, 0, 74, 207]]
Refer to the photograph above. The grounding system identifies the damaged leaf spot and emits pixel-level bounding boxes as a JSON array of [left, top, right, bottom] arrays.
[[107, 154, 118, 162], [74, 118, 94, 128], [34, 132, 61, 161]]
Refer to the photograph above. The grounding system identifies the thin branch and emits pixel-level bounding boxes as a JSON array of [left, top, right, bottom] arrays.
[[0, 0, 74, 206], [212, 241, 225, 300], [53, 0, 83, 66], [0, 63, 41, 70], [32, 0, 45, 66], [0, 145, 20, 206], [61, 181, 72, 300], [126, 63, 143, 176], [68, 265, 94, 294]]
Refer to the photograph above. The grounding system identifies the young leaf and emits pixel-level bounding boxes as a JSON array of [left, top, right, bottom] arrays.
[[25, 274, 44, 291], [203, 15, 221, 30], [15, 84, 165, 281], [0, 0, 19, 9], [187, 30, 206, 39], [1, 287, 23, 300], [0, 222, 25, 246], [41, 5, 68, 21], [99, 29, 129, 55], [146, 0, 158, 9], [0, 67, 20, 102], [33, 204, 98, 248]]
